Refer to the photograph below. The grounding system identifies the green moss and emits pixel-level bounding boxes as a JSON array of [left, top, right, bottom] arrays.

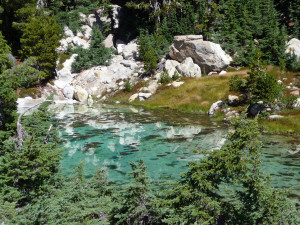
[[57, 53, 71, 71], [19, 88, 42, 99]]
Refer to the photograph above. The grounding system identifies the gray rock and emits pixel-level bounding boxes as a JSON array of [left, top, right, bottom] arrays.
[[209, 100, 223, 115], [164, 60, 180, 77], [170, 35, 232, 73], [63, 85, 75, 99], [176, 57, 201, 78], [103, 34, 115, 49], [36, 0, 46, 9], [249, 103, 265, 116], [120, 60, 138, 70], [7, 53, 16, 66], [122, 40, 138, 59], [285, 38, 300, 61]]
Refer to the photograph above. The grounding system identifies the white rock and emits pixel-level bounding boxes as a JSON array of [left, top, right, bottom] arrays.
[[165, 60, 180, 77], [63, 85, 75, 99], [81, 25, 93, 40], [116, 39, 126, 54], [208, 72, 217, 76], [79, 12, 87, 24], [293, 97, 300, 109], [147, 80, 159, 94], [74, 85, 89, 102], [122, 39, 138, 59], [176, 57, 201, 78], [285, 38, 300, 61], [228, 95, 239, 105], [219, 70, 227, 75], [64, 26, 74, 37], [278, 80, 283, 84], [72, 36, 90, 49], [129, 93, 139, 102], [76, 31, 84, 38], [140, 87, 151, 93], [120, 60, 138, 70], [209, 100, 223, 115], [138, 93, 152, 100], [172, 81, 184, 88], [269, 115, 284, 119]]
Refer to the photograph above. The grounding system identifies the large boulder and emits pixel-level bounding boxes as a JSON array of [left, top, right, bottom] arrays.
[[74, 85, 89, 102], [122, 39, 138, 60], [285, 38, 300, 61], [87, 5, 123, 31], [63, 85, 75, 99], [170, 35, 232, 73], [176, 57, 201, 78], [164, 60, 180, 77]]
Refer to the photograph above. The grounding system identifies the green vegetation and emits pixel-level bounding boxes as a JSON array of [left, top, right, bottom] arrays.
[[0, 0, 299, 223], [20, 14, 61, 79], [71, 26, 114, 72]]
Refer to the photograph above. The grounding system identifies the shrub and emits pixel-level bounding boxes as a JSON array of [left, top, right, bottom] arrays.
[[2, 57, 46, 89], [172, 71, 181, 81], [159, 70, 172, 84], [229, 75, 247, 92], [285, 52, 300, 72], [143, 46, 157, 75], [124, 79, 133, 92], [71, 26, 113, 72]]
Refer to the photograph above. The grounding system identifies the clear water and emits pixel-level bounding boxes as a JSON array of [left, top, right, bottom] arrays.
[[50, 103, 300, 198]]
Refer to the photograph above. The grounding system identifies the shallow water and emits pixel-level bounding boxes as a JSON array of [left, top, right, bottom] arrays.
[[50, 103, 300, 198]]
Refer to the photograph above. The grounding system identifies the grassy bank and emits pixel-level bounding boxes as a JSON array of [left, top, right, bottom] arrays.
[[113, 75, 231, 113], [110, 67, 300, 135]]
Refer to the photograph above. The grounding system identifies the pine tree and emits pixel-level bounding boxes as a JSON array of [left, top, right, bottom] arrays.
[[20, 14, 61, 79]]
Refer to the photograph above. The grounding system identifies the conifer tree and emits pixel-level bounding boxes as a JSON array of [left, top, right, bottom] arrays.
[[20, 14, 61, 79]]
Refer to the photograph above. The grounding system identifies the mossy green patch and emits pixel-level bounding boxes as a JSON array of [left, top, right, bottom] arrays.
[[19, 88, 42, 99], [57, 53, 71, 71]]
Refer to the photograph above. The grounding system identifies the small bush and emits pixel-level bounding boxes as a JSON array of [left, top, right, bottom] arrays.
[[229, 75, 247, 92], [159, 70, 172, 84], [124, 80, 133, 92], [71, 26, 113, 72], [1, 57, 46, 89], [172, 71, 181, 81], [285, 52, 300, 72]]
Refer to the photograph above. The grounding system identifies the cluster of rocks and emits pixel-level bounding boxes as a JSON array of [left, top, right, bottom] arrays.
[[57, 5, 123, 53]]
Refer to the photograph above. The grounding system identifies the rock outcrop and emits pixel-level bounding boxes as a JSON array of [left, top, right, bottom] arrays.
[[169, 35, 232, 73], [176, 57, 201, 78], [286, 38, 300, 61]]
